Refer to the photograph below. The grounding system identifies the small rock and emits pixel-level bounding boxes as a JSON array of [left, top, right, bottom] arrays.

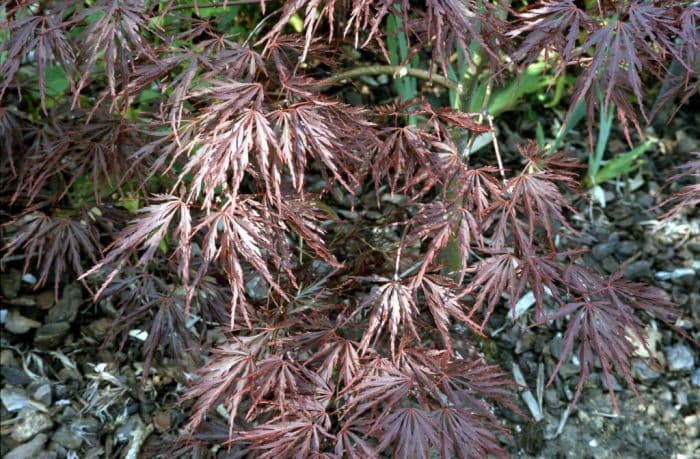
[[660, 388, 673, 403], [11, 408, 53, 442], [632, 360, 660, 381], [692, 368, 700, 387], [36, 291, 55, 309], [515, 331, 536, 354], [1, 387, 32, 412], [592, 242, 616, 260], [33, 383, 52, 406], [47, 283, 82, 323], [1, 269, 21, 298], [600, 374, 623, 392], [676, 390, 689, 409], [245, 276, 268, 300], [1, 367, 32, 386], [558, 362, 579, 379], [34, 322, 71, 348], [601, 256, 619, 273], [615, 241, 638, 257], [9, 296, 37, 306], [153, 411, 171, 433], [21, 273, 37, 284], [684, 415, 700, 438], [84, 318, 112, 342], [4, 433, 48, 459], [4, 309, 41, 334], [544, 388, 562, 408], [52, 424, 84, 450], [670, 268, 695, 285], [666, 344, 695, 372], [0, 348, 17, 366], [548, 334, 564, 359], [675, 130, 698, 154], [624, 260, 652, 280]]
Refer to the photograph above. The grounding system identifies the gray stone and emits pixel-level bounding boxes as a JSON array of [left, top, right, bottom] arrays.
[[4, 309, 41, 334], [632, 360, 660, 381], [615, 241, 638, 257], [47, 283, 82, 323], [1, 387, 31, 412], [84, 318, 112, 342], [245, 275, 268, 300], [3, 433, 48, 459], [600, 373, 623, 392], [9, 296, 36, 306], [666, 344, 695, 372], [515, 331, 536, 354], [692, 368, 700, 387], [1, 269, 21, 298], [592, 242, 617, 260], [624, 260, 652, 280], [0, 367, 32, 386], [52, 424, 84, 450], [684, 415, 700, 438], [11, 408, 53, 442], [549, 334, 564, 359], [34, 322, 70, 348], [35, 291, 55, 310], [33, 383, 52, 406]]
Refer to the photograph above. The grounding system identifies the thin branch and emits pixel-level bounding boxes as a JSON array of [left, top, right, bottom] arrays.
[[325, 65, 463, 93], [168, 1, 264, 11]]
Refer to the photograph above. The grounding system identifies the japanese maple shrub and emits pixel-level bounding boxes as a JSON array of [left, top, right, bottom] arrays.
[[1, 1, 697, 457]]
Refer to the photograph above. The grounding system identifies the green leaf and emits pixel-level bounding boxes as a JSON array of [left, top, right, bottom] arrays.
[[43, 65, 69, 98], [289, 13, 303, 33], [487, 62, 548, 116], [535, 122, 545, 149], [587, 141, 652, 188]]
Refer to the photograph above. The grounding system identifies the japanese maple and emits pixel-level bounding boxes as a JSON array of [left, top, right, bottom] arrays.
[[1, 1, 697, 457]]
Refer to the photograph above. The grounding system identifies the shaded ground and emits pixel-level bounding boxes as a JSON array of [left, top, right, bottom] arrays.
[[1, 105, 698, 459]]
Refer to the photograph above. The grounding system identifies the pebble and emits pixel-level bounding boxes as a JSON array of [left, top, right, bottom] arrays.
[[245, 275, 269, 300], [1, 387, 32, 412], [85, 318, 112, 342], [544, 388, 563, 408], [34, 322, 70, 348], [593, 242, 617, 260], [666, 344, 695, 372], [549, 334, 564, 359], [1, 367, 32, 386], [624, 260, 652, 280], [515, 331, 536, 354], [36, 291, 56, 309], [684, 415, 700, 438], [4, 433, 48, 459], [692, 368, 700, 387], [9, 296, 36, 306], [11, 407, 53, 442], [33, 383, 52, 406], [632, 360, 660, 381], [52, 424, 84, 450], [1, 269, 21, 298], [47, 283, 82, 323], [615, 241, 638, 257], [600, 374, 623, 392], [4, 309, 41, 334]]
